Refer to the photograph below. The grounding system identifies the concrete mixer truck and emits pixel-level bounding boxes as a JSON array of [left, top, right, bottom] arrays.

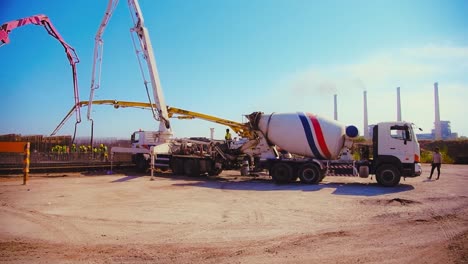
[[239, 112, 422, 187], [123, 110, 421, 187]]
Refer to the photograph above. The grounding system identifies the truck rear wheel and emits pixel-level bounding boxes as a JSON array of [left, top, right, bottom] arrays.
[[184, 159, 200, 177], [298, 163, 321, 184], [376, 165, 401, 187], [170, 158, 184, 175], [271, 163, 294, 183]]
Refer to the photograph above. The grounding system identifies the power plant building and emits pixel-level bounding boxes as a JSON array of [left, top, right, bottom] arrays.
[[416, 83, 458, 140], [417, 120, 458, 140]]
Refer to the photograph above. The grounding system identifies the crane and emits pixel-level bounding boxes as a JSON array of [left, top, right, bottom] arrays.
[[87, 0, 171, 146], [1, 14, 81, 141]]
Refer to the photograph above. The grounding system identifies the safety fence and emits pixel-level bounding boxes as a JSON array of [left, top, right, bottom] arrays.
[[0, 151, 132, 165]]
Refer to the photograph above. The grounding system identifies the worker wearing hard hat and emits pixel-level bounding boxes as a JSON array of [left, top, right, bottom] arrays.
[[99, 144, 108, 162]]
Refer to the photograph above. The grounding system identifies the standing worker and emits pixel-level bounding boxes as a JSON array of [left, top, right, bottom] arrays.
[[225, 128, 232, 148], [99, 144, 108, 162], [429, 147, 442, 180], [103, 146, 108, 162], [92, 146, 98, 160]]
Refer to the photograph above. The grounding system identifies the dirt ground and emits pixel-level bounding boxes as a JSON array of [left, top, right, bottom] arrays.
[[0, 163, 467, 264]]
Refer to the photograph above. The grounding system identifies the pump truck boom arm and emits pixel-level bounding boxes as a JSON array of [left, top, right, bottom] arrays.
[[87, 0, 171, 139], [1, 14, 81, 128], [87, 0, 119, 125], [127, 0, 171, 131], [53, 100, 251, 138], [167, 107, 251, 138]]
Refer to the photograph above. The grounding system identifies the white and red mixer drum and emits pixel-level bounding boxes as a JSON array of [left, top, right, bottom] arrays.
[[255, 112, 358, 160]]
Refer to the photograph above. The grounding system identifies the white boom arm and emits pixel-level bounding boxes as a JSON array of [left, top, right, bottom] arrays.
[[87, 0, 172, 143], [127, 0, 171, 134], [87, 0, 119, 123]]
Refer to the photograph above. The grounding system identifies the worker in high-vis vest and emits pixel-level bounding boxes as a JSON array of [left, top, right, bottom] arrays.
[[225, 128, 232, 148]]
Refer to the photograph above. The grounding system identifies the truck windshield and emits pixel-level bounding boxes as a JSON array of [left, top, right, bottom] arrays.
[[390, 125, 412, 141], [131, 132, 139, 143]]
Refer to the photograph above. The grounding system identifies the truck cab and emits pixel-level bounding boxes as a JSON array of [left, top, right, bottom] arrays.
[[128, 130, 173, 171], [371, 122, 422, 186], [131, 131, 159, 149]]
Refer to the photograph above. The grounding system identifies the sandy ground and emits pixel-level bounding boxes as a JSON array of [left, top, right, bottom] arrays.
[[0, 163, 467, 264]]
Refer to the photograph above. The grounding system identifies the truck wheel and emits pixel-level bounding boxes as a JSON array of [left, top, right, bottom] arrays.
[[184, 159, 200, 177], [319, 170, 326, 182], [170, 158, 184, 175], [208, 169, 222, 176], [135, 154, 149, 172], [376, 165, 401, 187], [290, 174, 299, 183], [271, 163, 294, 183], [298, 163, 321, 184], [208, 163, 223, 176]]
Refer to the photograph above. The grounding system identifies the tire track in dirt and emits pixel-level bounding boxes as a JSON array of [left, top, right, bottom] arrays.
[[0, 203, 91, 244], [428, 210, 463, 240], [446, 231, 468, 264], [424, 195, 468, 240], [361, 195, 468, 241], [262, 230, 352, 255]]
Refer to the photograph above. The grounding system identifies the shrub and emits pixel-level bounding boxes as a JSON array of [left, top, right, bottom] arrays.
[[420, 147, 454, 164], [420, 150, 432, 163]]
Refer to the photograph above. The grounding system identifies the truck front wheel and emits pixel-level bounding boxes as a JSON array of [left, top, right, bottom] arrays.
[[376, 165, 401, 187], [298, 163, 321, 184]]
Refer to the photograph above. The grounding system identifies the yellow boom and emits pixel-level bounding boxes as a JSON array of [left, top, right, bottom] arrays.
[[52, 100, 251, 138]]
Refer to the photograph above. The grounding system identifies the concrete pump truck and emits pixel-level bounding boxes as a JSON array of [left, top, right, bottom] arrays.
[[86, 0, 241, 176]]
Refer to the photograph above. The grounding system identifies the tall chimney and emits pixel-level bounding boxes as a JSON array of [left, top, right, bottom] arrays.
[[434, 82, 441, 140], [210, 128, 215, 140], [363, 90, 369, 138], [334, 94, 338, 121], [397, 87, 402, 121]]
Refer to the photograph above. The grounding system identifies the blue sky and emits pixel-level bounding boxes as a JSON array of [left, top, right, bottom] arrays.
[[1, 0, 467, 140]]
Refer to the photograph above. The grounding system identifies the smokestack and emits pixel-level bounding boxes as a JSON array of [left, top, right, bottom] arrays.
[[210, 128, 214, 140], [397, 87, 402, 121], [434, 82, 441, 140], [363, 90, 369, 138], [334, 94, 338, 121]]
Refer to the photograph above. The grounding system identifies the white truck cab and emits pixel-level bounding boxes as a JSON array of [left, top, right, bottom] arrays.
[[371, 122, 422, 186]]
